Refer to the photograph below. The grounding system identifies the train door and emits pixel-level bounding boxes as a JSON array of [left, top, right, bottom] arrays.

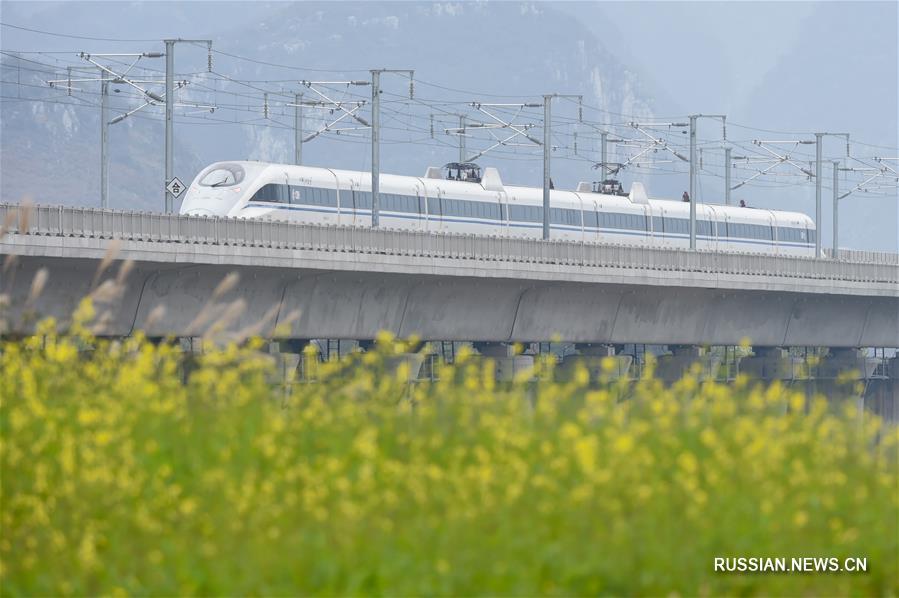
[[764, 209, 778, 256], [348, 180, 359, 227], [720, 211, 732, 252], [497, 190, 508, 235], [427, 186, 445, 233], [439, 188, 449, 232], [648, 203, 660, 243], [415, 179, 429, 231], [705, 205, 719, 252], [660, 206, 672, 248], [573, 193, 586, 242], [319, 169, 339, 226], [411, 181, 425, 231], [641, 204, 651, 246]]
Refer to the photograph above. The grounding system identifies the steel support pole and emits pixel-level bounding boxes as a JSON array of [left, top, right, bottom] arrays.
[[832, 160, 839, 257], [295, 92, 303, 165], [600, 131, 608, 177], [724, 147, 732, 206], [689, 115, 697, 249], [543, 95, 552, 241], [371, 70, 380, 228], [815, 132, 823, 256], [100, 76, 109, 209], [459, 114, 465, 163], [164, 40, 174, 213]]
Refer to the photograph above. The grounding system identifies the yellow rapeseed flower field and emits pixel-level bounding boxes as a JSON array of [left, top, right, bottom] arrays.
[[1, 314, 897, 595]]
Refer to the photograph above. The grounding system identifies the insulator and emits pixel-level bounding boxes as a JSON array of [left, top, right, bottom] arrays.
[[429, 115, 434, 138], [409, 80, 414, 99], [264, 93, 269, 119]]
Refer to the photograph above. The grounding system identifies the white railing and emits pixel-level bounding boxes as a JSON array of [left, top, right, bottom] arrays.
[[2, 203, 897, 285]]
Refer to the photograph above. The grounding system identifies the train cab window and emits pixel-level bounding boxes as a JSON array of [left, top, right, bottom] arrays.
[[199, 164, 245, 187], [252, 183, 289, 203]]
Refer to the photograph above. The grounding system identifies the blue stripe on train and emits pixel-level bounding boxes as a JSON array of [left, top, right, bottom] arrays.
[[243, 202, 811, 248]]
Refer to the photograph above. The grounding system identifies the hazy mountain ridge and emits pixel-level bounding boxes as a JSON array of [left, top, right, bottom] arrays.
[[1, 1, 660, 209]]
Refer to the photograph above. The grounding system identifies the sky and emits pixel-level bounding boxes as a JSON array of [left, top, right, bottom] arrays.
[[1, 1, 896, 250]]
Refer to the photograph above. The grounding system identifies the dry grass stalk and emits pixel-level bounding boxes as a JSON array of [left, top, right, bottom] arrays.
[[25, 268, 48, 307], [233, 302, 282, 343], [92, 240, 122, 289], [143, 304, 166, 331], [203, 298, 248, 340]]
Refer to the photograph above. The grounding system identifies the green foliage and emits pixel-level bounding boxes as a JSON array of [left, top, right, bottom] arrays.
[[1, 326, 897, 596]]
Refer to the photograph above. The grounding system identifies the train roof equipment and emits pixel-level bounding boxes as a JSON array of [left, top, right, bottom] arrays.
[[443, 162, 482, 183]]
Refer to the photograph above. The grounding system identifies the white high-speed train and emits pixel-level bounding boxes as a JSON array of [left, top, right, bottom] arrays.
[[180, 161, 816, 256]]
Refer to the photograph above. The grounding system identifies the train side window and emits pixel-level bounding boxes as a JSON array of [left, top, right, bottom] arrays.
[[550, 208, 562, 225], [428, 197, 441, 216], [253, 183, 288, 203], [355, 191, 372, 210], [584, 211, 598, 228], [653, 216, 664, 233]]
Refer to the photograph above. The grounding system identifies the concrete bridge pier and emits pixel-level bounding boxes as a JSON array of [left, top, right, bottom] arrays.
[[813, 348, 890, 418], [558, 344, 633, 382], [263, 340, 303, 387], [383, 352, 426, 382], [817, 348, 880, 379], [862, 356, 899, 423], [474, 342, 534, 382], [738, 347, 807, 381], [655, 345, 722, 384]]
